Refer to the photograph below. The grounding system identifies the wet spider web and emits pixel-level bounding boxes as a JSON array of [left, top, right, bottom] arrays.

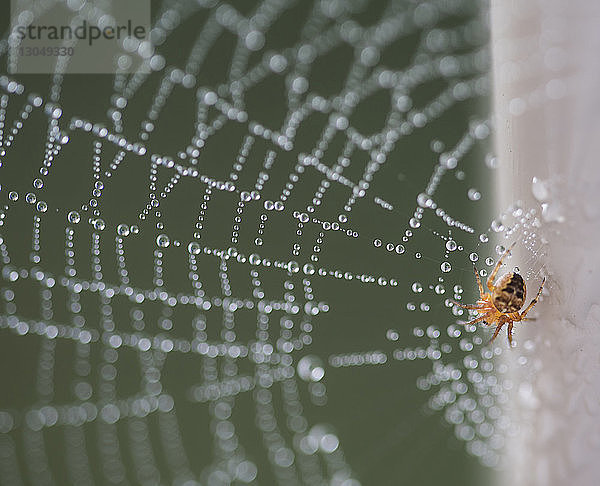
[[0, 0, 540, 484]]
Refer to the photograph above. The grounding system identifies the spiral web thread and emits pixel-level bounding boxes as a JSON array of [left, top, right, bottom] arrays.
[[0, 0, 502, 484]]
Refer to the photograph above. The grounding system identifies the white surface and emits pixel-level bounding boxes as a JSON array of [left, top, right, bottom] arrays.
[[491, 1, 600, 484]]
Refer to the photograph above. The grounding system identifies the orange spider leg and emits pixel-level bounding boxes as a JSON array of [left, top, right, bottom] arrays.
[[507, 322, 514, 346], [488, 316, 508, 344], [519, 277, 546, 318], [451, 301, 484, 310], [487, 241, 516, 291], [473, 264, 484, 298], [463, 311, 496, 327]]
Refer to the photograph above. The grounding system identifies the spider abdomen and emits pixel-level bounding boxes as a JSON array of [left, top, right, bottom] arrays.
[[492, 272, 526, 313]]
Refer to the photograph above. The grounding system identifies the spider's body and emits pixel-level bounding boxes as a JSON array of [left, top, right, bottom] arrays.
[[454, 243, 545, 346], [492, 272, 525, 313]]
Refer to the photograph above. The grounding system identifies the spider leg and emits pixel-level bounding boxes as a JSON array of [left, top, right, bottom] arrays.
[[486, 241, 516, 291], [451, 300, 484, 310], [488, 319, 506, 344], [463, 311, 495, 327], [473, 265, 484, 298], [519, 277, 546, 319], [507, 322, 514, 346]]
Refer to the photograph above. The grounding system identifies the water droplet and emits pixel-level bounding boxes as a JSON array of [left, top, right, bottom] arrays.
[[249, 253, 261, 265], [303, 263, 315, 275], [467, 188, 481, 201], [254, 237, 263, 246], [485, 257, 494, 266], [93, 218, 106, 231], [117, 224, 130, 236], [33, 178, 43, 189], [435, 284, 445, 294], [156, 234, 170, 247], [412, 282, 423, 293], [531, 177, 549, 201], [441, 261, 452, 272], [188, 241, 201, 255], [386, 329, 399, 341], [541, 201, 565, 223], [297, 355, 325, 382], [469, 252, 479, 262], [485, 154, 498, 168], [36, 201, 48, 212], [373, 239, 382, 247], [395, 244, 405, 254], [491, 219, 504, 232], [446, 239, 457, 251], [417, 193, 433, 208], [68, 211, 81, 224], [409, 217, 421, 228], [26, 193, 36, 204], [8, 191, 18, 201], [479, 234, 488, 243]]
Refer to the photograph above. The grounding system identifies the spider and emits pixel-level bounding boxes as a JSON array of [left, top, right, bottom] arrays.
[[453, 242, 546, 346]]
